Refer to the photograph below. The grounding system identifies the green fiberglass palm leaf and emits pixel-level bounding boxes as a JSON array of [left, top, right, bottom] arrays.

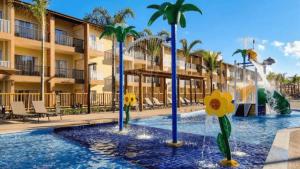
[[147, 0, 202, 27], [99, 24, 139, 42], [232, 49, 248, 57]]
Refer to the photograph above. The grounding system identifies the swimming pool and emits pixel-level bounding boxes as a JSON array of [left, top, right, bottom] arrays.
[[0, 128, 141, 169], [132, 111, 300, 145], [1, 111, 299, 169]]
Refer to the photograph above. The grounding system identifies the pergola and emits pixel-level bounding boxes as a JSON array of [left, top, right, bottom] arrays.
[[124, 69, 206, 111]]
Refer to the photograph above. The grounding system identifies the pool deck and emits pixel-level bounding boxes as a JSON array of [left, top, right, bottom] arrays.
[[0, 105, 203, 134]]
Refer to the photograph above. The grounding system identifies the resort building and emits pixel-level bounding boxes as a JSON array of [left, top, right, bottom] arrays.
[[0, 0, 253, 108]]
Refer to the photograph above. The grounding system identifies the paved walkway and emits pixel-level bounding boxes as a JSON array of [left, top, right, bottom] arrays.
[[0, 105, 203, 134]]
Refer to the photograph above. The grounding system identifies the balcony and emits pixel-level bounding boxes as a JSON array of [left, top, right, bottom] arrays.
[[55, 34, 84, 53], [90, 71, 103, 81], [15, 24, 45, 41], [55, 68, 73, 78], [0, 19, 10, 33], [176, 60, 185, 69], [74, 69, 84, 83], [16, 64, 49, 76], [0, 61, 10, 68], [89, 40, 103, 51]]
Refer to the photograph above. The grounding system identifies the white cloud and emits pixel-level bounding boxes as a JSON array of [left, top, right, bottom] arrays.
[[262, 40, 268, 44], [257, 44, 265, 51], [272, 41, 285, 48], [283, 41, 300, 58]]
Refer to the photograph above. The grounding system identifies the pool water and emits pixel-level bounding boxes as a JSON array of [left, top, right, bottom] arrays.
[[0, 129, 141, 169], [1, 111, 299, 169], [132, 111, 300, 145]]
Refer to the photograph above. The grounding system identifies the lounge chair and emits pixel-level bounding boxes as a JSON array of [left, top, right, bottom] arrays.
[[144, 97, 155, 108], [32, 101, 62, 121], [179, 97, 187, 106], [167, 97, 172, 106], [153, 98, 164, 107], [184, 98, 196, 105], [11, 102, 35, 121]]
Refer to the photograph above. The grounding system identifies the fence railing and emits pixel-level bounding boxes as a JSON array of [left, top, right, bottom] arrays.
[[0, 19, 10, 33], [0, 92, 115, 111]]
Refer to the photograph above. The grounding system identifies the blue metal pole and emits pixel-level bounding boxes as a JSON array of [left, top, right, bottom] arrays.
[[119, 42, 124, 131], [171, 24, 178, 143]]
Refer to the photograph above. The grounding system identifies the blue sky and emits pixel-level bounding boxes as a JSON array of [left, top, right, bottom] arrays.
[[25, 0, 300, 75]]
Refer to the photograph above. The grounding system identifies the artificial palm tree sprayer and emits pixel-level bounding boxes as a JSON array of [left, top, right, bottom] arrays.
[[100, 24, 139, 131], [147, 0, 202, 145]]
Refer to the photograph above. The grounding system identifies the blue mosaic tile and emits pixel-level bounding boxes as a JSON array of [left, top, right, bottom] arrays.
[[54, 123, 270, 169]]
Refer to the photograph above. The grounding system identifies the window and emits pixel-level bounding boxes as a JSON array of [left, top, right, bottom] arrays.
[[0, 11, 3, 19], [15, 55, 39, 76], [55, 29, 72, 46], [0, 49, 2, 61], [15, 20, 38, 39], [56, 60, 67, 77]]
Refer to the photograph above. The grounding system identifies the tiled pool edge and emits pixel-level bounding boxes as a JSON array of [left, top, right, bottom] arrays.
[[264, 127, 300, 169]]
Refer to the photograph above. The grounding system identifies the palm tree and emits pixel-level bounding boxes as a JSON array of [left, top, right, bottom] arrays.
[[84, 7, 135, 112], [267, 72, 276, 85], [291, 74, 298, 95], [198, 50, 221, 93], [29, 0, 48, 101], [147, 0, 202, 144], [131, 29, 169, 103], [100, 24, 139, 131], [275, 73, 286, 93], [180, 39, 201, 97]]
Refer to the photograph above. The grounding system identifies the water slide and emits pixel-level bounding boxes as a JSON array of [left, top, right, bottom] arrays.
[[251, 61, 291, 115]]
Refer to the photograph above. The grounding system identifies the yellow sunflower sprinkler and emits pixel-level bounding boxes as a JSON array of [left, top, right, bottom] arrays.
[[124, 93, 136, 125], [204, 90, 239, 167], [247, 49, 257, 61]]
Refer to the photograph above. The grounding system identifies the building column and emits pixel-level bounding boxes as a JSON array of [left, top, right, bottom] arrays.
[[139, 74, 143, 111], [8, 5, 15, 68], [190, 79, 192, 104], [84, 23, 90, 92], [48, 15, 56, 93]]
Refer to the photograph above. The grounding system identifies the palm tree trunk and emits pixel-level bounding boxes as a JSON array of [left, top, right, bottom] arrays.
[[40, 17, 45, 101], [151, 55, 154, 105], [184, 61, 186, 98], [112, 36, 116, 112], [210, 73, 213, 93]]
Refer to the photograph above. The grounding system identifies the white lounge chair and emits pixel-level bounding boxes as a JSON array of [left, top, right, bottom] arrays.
[[32, 101, 62, 121], [179, 97, 187, 106], [144, 97, 155, 108], [167, 97, 172, 106], [11, 102, 35, 121], [153, 98, 164, 107]]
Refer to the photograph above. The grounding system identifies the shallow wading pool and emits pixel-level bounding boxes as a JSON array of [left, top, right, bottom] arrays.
[[1, 111, 300, 169]]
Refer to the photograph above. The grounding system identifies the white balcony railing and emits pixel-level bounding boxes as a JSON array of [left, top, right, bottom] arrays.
[[56, 34, 73, 47], [89, 40, 103, 51], [177, 60, 185, 69], [0, 19, 10, 33], [90, 71, 103, 80], [0, 61, 9, 68]]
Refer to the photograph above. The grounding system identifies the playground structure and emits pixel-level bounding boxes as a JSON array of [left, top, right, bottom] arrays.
[[233, 45, 291, 116]]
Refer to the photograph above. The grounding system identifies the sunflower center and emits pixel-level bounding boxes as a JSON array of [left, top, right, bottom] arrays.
[[125, 97, 129, 102], [210, 99, 221, 110]]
